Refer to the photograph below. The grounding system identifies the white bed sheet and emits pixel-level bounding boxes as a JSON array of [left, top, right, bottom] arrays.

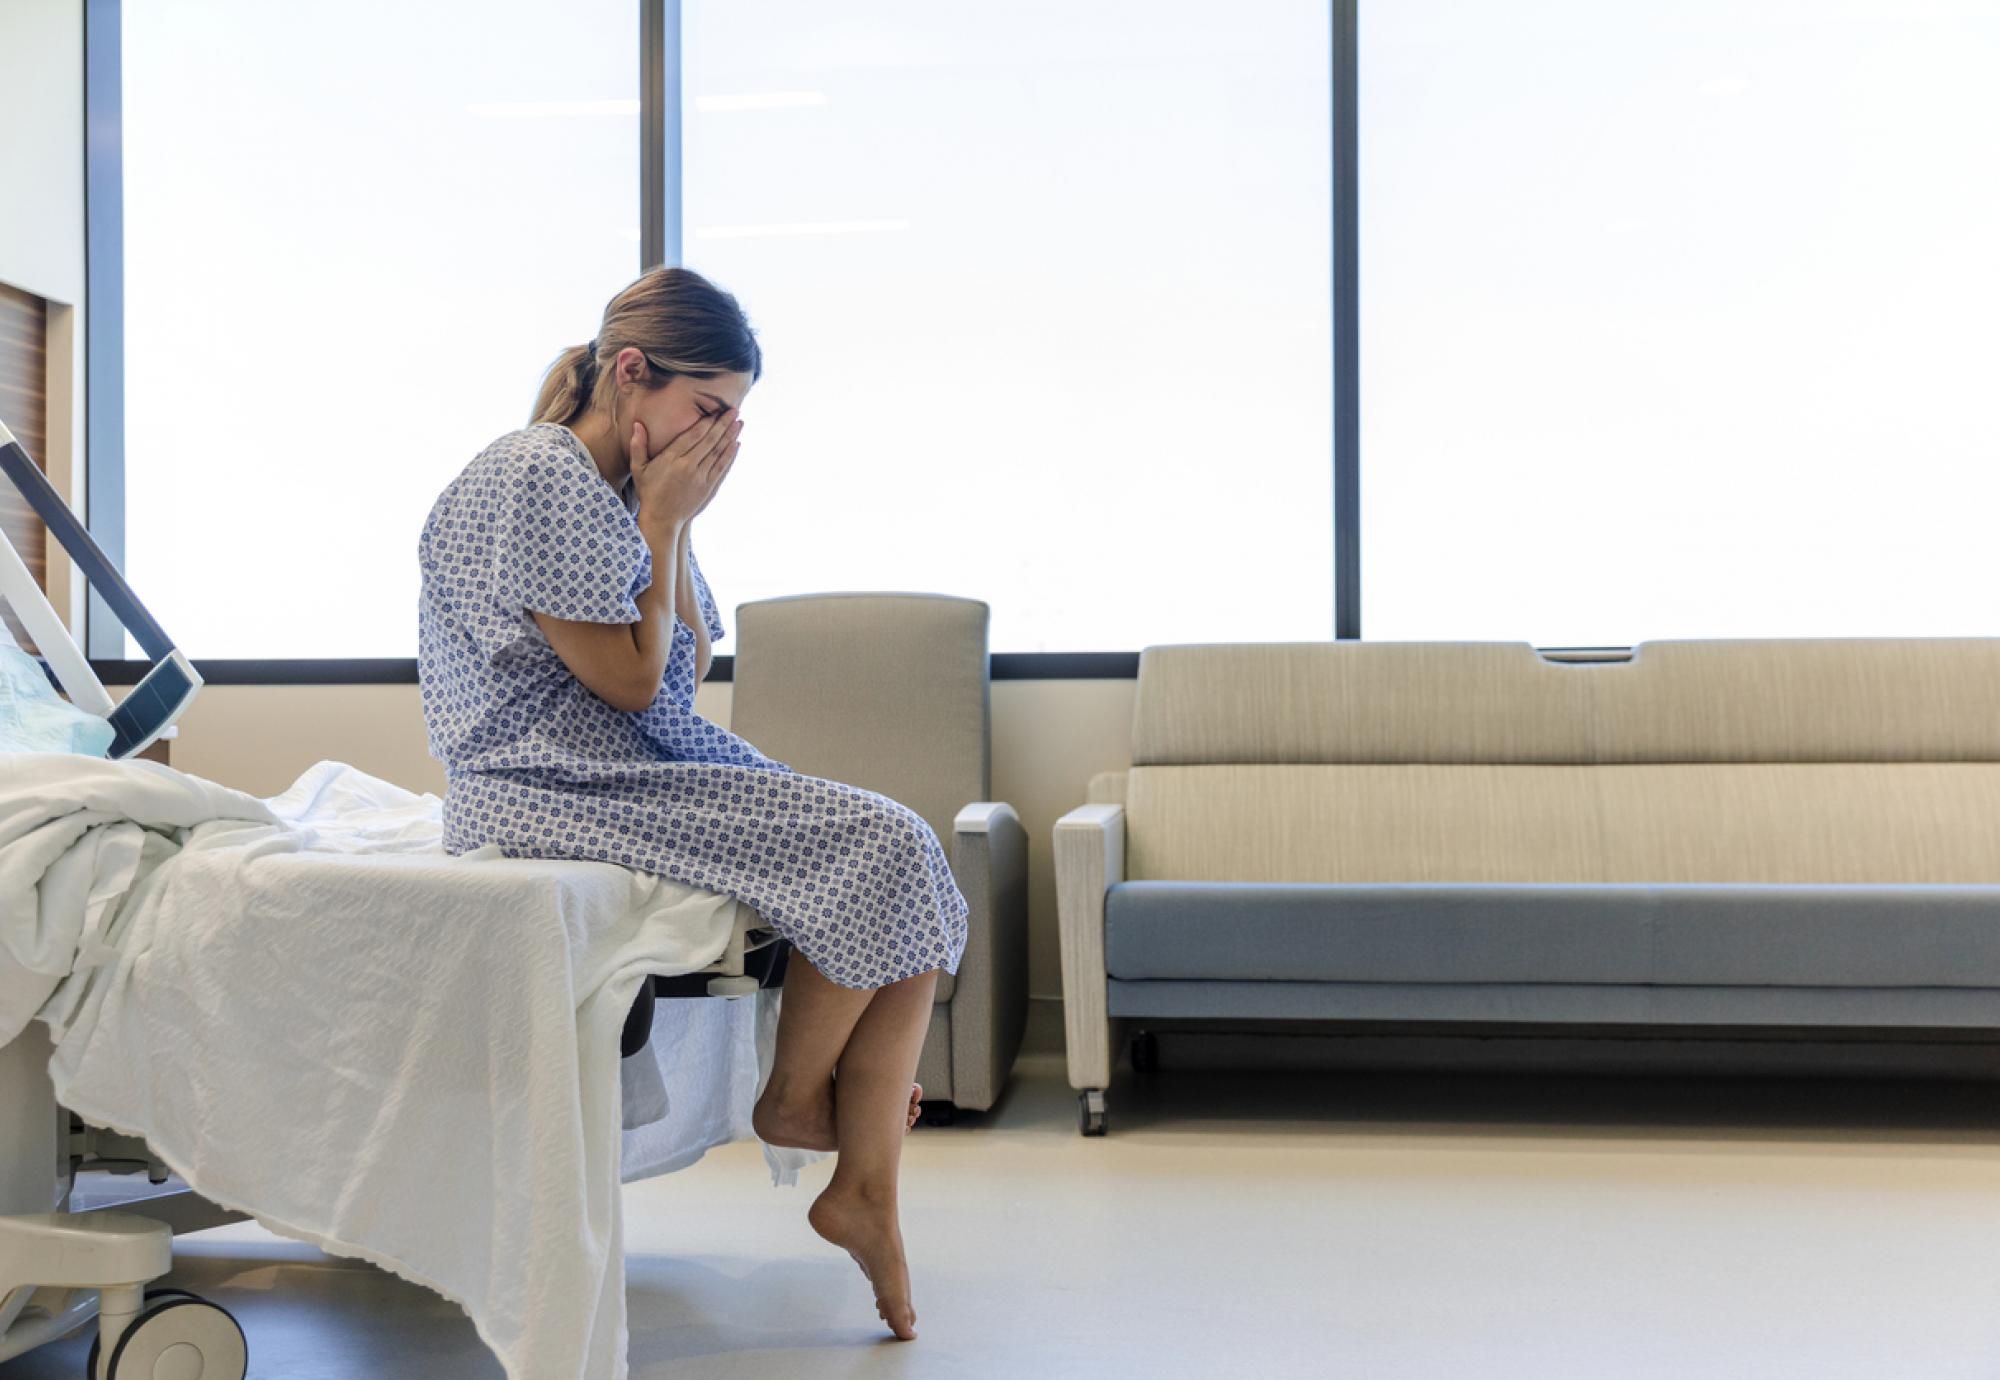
[[5, 755, 826, 1380]]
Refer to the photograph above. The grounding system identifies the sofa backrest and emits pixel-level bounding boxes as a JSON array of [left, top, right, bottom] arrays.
[[1123, 640, 2000, 884]]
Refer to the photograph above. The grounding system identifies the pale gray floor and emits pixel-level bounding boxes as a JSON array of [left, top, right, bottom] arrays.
[[13, 1047, 2000, 1379]]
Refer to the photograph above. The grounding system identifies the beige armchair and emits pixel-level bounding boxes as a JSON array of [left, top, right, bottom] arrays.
[[726, 592, 1029, 1120]]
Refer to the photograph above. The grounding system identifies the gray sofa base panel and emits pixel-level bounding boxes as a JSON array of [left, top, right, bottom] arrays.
[[1105, 980, 2000, 1027], [1103, 882, 2000, 987]]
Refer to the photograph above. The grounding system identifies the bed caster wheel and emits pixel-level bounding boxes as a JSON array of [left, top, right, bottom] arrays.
[[920, 1101, 957, 1127], [1129, 1030, 1159, 1073], [86, 1291, 247, 1380], [1079, 1089, 1106, 1137], [85, 1289, 196, 1379]]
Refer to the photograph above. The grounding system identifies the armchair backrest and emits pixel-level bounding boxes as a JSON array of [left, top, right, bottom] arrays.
[[728, 593, 991, 848]]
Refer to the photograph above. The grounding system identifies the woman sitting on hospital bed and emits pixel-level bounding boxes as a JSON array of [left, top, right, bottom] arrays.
[[416, 266, 970, 1343]]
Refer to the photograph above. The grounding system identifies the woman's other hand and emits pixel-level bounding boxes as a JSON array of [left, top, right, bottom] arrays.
[[689, 433, 735, 520], [629, 410, 741, 534]]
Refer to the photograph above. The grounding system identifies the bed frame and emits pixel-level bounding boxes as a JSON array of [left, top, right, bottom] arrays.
[[0, 419, 199, 760]]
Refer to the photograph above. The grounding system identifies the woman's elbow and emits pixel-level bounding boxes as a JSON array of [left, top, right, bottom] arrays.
[[610, 676, 661, 713], [584, 667, 660, 714]]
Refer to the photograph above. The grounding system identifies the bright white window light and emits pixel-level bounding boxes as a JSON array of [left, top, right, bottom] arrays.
[[680, 0, 1333, 654], [693, 91, 827, 113], [1361, 0, 2000, 643], [691, 219, 913, 241], [464, 99, 641, 118], [121, 0, 638, 658]]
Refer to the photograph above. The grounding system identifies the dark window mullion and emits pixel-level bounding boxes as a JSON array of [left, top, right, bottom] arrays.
[[84, 0, 127, 658], [1333, 0, 1360, 640], [641, 0, 681, 272]]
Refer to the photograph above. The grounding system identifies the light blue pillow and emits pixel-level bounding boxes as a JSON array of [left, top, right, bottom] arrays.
[[0, 641, 115, 757]]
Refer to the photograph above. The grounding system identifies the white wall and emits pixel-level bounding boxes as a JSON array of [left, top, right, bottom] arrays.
[[0, 0, 86, 631]]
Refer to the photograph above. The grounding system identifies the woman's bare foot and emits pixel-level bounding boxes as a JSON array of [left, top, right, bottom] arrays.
[[808, 1184, 917, 1340], [755, 1079, 923, 1150], [752, 1077, 838, 1152]]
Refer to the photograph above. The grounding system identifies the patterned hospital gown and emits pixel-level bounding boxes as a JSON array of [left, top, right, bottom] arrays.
[[416, 422, 968, 990]]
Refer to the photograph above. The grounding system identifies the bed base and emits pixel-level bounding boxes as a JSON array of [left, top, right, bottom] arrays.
[[0, 901, 788, 1374]]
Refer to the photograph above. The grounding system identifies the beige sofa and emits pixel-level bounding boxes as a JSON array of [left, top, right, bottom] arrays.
[[1055, 639, 2000, 1135]]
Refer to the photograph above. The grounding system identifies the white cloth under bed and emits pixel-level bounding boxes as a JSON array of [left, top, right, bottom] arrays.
[[0, 754, 825, 1380]]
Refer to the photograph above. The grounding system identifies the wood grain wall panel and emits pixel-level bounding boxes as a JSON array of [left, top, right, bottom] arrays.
[[0, 280, 50, 652]]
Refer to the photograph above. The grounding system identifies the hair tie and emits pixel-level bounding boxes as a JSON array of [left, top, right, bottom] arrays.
[[586, 337, 599, 358]]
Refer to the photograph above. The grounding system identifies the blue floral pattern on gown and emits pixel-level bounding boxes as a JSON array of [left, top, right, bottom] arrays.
[[417, 422, 968, 989]]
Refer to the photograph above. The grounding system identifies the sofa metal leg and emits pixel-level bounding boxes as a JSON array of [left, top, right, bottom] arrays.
[[919, 1101, 958, 1127], [1078, 1089, 1107, 1137], [1129, 1030, 1159, 1074]]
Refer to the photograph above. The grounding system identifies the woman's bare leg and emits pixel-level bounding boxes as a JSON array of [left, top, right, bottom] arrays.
[[752, 949, 869, 1150], [807, 967, 940, 1340], [752, 951, 924, 1152]]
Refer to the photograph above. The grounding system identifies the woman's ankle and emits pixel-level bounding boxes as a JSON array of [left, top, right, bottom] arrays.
[[823, 1174, 898, 1209], [760, 1068, 825, 1104]]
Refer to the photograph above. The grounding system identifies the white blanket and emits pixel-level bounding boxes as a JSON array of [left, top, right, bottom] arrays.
[[1, 755, 825, 1380]]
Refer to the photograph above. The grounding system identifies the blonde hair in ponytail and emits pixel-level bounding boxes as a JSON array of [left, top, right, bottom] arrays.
[[530, 267, 763, 427], [531, 343, 600, 427]]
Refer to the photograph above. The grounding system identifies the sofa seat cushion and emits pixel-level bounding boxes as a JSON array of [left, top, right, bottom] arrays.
[[1101, 881, 2000, 987]]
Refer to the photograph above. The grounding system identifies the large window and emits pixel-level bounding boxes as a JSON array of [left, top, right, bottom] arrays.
[[120, 0, 640, 658], [678, 1, 1333, 654], [115, 0, 1332, 663], [1360, 0, 2000, 643], [105, 3, 1998, 666]]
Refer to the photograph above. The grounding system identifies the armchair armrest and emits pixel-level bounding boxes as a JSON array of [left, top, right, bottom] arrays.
[[1053, 802, 1125, 1091], [947, 802, 1030, 1110], [953, 802, 1013, 834]]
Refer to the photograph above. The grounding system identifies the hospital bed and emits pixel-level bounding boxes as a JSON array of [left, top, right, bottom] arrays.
[[0, 418, 790, 1378]]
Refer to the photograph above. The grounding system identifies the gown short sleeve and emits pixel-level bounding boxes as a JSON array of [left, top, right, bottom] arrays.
[[493, 441, 652, 628], [686, 541, 725, 644]]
